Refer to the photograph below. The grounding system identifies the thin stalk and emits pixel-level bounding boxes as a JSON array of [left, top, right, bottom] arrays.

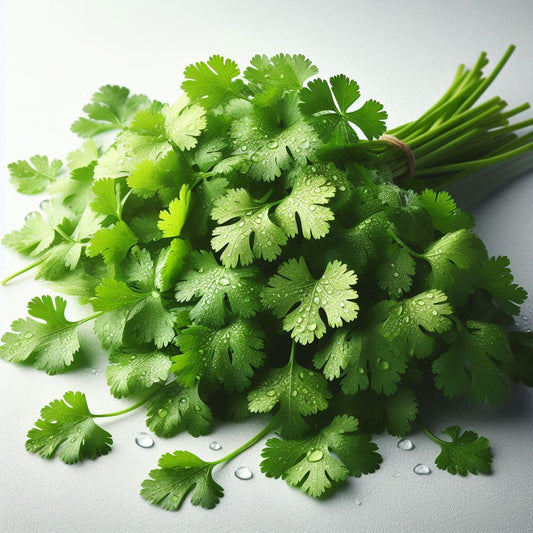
[[388, 230, 425, 259], [1, 258, 45, 285], [91, 390, 158, 418]]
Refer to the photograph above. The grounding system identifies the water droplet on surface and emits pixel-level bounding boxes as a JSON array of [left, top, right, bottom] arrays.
[[219, 278, 230, 286], [426, 292, 434, 299], [306, 449, 324, 462], [313, 296, 320, 304], [135, 433, 154, 448], [209, 441, 222, 451], [157, 409, 168, 418], [241, 145, 248, 151], [339, 302, 345, 308], [291, 390, 298, 397], [23, 332, 33, 339], [432, 310, 438, 316], [307, 323, 317, 331], [235, 467, 253, 480], [194, 405, 201, 411], [397, 438, 414, 451], [413, 463, 431, 475], [267, 140, 279, 149], [522, 315, 529, 321], [354, 498, 361, 506], [380, 361, 390, 371], [309, 205, 316, 212]]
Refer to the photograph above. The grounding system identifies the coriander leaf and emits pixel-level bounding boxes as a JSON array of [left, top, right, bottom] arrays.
[[90, 178, 123, 218], [186, 176, 228, 237], [163, 95, 206, 150], [262, 258, 359, 344], [49, 162, 97, 214], [260, 415, 381, 497], [94, 309, 129, 350], [248, 355, 331, 438], [129, 212, 163, 243], [26, 391, 112, 464], [300, 75, 387, 141], [175, 251, 262, 327], [426, 426, 492, 476], [105, 349, 172, 398], [66, 139, 100, 170], [476, 256, 527, 315], [157, 185, 192, 238], [433, 321, 512, 404], [211, 188, 288, 267], [2, 212, 56, 256], [8, 155, 63, 194], [273, 173, 335, 239], [416, 189, 474, 233], [172, 319, 265, 392], [0, 296, 81, 374], [230, 93, 319, 181], [146, 382, 213, 438], [314, 303, 407, 396], [155, 238, 192, 292], [71, 85, 150, 138], [376, 245, 416, 298], [141, 451, 223, 510], [88, 221, 138, 264], [182, 55, 246, 109], [506, 331, 533, 387], [381, 290, 453, 358]]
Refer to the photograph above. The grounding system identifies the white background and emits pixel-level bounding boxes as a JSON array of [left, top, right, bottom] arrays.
[[1, 1, 533, 532]]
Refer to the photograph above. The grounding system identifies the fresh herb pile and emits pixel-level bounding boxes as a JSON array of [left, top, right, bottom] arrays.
[[2, 47, 533, 510]]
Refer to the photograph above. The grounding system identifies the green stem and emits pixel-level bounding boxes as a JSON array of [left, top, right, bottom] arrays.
[[423, 426, 444, 446], [388, 230, 425, 259], [77, 311, 105, 325], [1, 258, 45, 285], [91, 390, 158, 418], [211, 417, 279, 467]]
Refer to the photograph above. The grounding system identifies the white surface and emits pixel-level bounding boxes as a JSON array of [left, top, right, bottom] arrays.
[[1, 1, 533, 532]]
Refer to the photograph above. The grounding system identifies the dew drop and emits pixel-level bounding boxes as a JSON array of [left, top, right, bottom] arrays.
[[393, 272, 400, 278], [291, 390, 298, 397], [417, 300, 425, 306], [219, 278, 230, 286], [313, 296, 320, 304], [238, 221, 245, 228], [209, 441, 222, 451], [354, 498, 361, 506], [413, 463, 431, 475], [397, 438, 414, 451], [158, 409, 168, 418], [307, 323, 317, 331], [426, 292, 434, 299], [432, 310, 438, 316], [241, 145, 248, 151], [267, 140, 279, 149], [194, 405, 201, 412], [266, 390, 276, 397], [296, 317, 303, 324], [339, 302, 345, 308], [380, 361, 390, 371], [180, 398, 187, 404], [23, 332, 33, 339], [235, 467, 253, 480], [135, 433, 154, 448], [309, 205, 316, 212], [306, 449, 323, 462], [522, 315, 529, 322]]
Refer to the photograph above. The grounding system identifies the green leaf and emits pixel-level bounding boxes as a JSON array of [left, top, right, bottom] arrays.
[[186, 176, 228, 237], [90, 178, 123, 218], [262, 258, 359, 344], [163, 95, 206, 150], [0, 296, 81, 374], [2, 212, 56, 256], [157, 185, 192, 238], [428, 426, 492, 476], [182, 55, 246, 109], [476, 256, 527, 315], [248, 354, 331, 438], [300, 75, 387, 141], [141, 451, 223, 510], [8, 155, 63, 194], [105, 349, 172, 398], [175, 251, 262, 327], [260, 415, 381, 497], [146, 382, 213, 438], [66, 139, 100, 170], [71, 85, 150, 137], [172, 319, 265, 392], [507, 331, 533, 387], [230, 94, 319, 181], [433, 321, 513, 404], [88, 221, 138, 264], [381, 290, 453, 358], [376, 245, 416, 298], [26, 391, 112, 464], [416, 189, 474, 233], [273, 173, 335, 239], [155, 238, 192, 292], [211, 188, 288, 267]]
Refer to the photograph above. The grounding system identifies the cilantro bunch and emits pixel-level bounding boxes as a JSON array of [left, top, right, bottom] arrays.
[[2, 48, 532, 511]]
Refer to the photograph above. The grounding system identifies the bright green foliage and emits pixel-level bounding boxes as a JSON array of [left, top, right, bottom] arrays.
[[433, 321, 513, 404], [381, 290, 453, 358], [105, 349, 172, 398], [262, 258, 359, 344], [8, 155, 63, 194], [211, 188, 288, 267], [146, 382, 213, 438], [26, 391, 112, 464], [0, 296, 82, 374], [248, 354, 331, 437], [175, 251, 262, 327], [141, 451, 223, 510], [2, 51, 530, 513], [260, 416, 381, 497], [158, 185, 192, 238], [172, 319, 265, 392], [416, 189, 474, 233], [71, 85, 150, 137], [88, 221, 138, 264], [300, 74, 387, 142], [427, 426, 492, 476]]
